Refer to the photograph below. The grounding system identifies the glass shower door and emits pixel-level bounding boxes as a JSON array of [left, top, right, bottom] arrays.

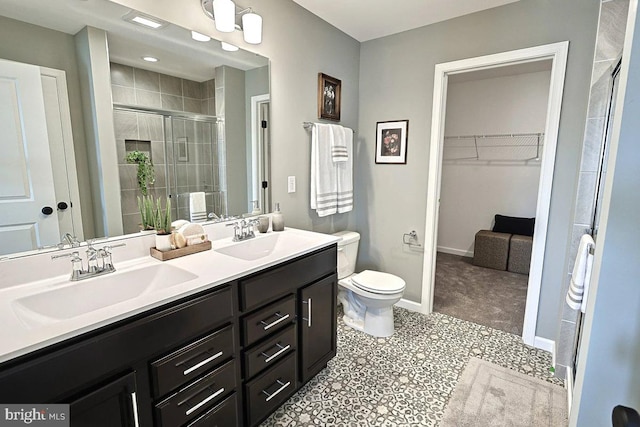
[[165, 115, 226, 222]]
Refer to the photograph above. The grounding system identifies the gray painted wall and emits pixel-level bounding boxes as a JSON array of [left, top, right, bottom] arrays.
[[571, 3, 640, 423], [357, 0, 599, 337], [0, 15, 95, 238], [111, 0, 361, 235]]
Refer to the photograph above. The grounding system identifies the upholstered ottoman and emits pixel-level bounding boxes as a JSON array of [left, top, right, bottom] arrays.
[[508, 234, 533, 274], [473, 230, 511, 271]]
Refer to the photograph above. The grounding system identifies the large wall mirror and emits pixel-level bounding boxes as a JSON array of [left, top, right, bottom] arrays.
[[0, 0, 270, 257]]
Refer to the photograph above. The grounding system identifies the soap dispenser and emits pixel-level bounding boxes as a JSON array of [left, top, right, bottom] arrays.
[[272, 202, 284, 231], [251, 200, 261, 215]]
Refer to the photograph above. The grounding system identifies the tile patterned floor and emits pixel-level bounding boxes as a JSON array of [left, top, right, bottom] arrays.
[[261, 307, 563, 426]]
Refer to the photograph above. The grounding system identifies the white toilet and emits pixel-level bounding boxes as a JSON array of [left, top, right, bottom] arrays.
[[334, 231, 406, 337]]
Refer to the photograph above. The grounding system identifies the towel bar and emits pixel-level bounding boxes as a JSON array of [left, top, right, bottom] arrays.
[[303, 122, 356, 134]]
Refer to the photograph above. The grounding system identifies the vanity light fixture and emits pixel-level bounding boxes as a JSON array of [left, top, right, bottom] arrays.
[[142, 56, 159, 62], [221, 41, 239, 52], [202, 0, 263, 44], [123, 11, 167, 29], [212, 0, 236, 32], [191, 31, 211, 42], [241, 11, 262, 44]]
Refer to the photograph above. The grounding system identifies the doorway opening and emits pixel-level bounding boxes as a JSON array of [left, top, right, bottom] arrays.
[[433, 61, 551, 335], [420, 42, 569, 348]]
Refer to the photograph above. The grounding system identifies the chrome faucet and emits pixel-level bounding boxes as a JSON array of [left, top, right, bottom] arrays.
[[60, 233, 81, 248], [226, 219, 260, 242], [52, 242, 126, 281]]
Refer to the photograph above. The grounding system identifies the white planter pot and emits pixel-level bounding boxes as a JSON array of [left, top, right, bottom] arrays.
[[155, 233, 172, 252]]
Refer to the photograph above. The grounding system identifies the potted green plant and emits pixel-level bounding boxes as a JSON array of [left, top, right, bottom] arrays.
[[153, 197, 172, 251], [137, 195, 155, 231], [125, 151, 155, 196]]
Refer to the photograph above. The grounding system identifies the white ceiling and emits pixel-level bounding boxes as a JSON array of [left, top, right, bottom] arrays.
[[291, 0, 520, 42], [0, 0, 267, 82]]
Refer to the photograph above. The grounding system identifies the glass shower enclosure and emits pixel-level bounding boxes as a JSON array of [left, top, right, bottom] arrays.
[[115, 106, 226, 234]]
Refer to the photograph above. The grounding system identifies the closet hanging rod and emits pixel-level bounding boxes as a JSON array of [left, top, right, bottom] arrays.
[[444, 132, 544, 140], [303, 122, 356, 133]]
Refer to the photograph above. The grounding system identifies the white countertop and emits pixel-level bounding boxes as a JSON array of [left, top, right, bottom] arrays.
[[0, 228, 339, 364]]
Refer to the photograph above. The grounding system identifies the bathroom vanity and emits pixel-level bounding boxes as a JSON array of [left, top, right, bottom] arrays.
[[0, 228, 338, 426]]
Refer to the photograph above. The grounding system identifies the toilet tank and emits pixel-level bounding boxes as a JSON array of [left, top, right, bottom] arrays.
[[333, 231, 360, 279]]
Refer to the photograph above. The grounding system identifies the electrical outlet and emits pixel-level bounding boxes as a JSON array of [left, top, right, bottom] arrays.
[[287, 176, 296, 193]]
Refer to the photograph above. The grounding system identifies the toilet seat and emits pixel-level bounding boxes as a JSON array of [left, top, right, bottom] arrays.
[[351, 270, 406, 295]]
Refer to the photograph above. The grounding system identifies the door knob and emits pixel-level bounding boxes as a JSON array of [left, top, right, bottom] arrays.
[[57, 202, 69, 211], [41, 206, 54, 215]]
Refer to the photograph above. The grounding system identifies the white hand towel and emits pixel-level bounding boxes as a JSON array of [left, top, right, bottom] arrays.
[[189, 192, 207, 222], [311, 124, 338, 217], [330, 124, 349, 163], [566, 234, 595, 310], [334, 126, 353, 213]]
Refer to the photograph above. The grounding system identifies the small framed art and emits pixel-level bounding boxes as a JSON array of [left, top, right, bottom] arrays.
[[318, 73, 341, 121], [375, 120, 409, 164]]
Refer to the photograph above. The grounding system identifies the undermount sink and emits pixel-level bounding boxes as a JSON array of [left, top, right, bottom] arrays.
[[12, 264, 198, 325], [215, 233, 281, 261]]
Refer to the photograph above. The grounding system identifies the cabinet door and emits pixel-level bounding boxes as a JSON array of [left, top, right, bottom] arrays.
[[299, 274, 337, 384], [69, 372, 139, 427]]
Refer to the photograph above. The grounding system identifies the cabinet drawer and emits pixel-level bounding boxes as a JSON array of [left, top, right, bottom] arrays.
[[243, 324, 296, 380], [151, 325, 235, 398], [245, 353, 297, 427], [239, 245, 337, 311], [155, 359, 236, 427], [242, 295, 296, 346], [185, 393, 238, 427]]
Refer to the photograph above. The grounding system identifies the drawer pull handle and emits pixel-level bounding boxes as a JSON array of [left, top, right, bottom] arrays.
[[262, 380, 291, 402], [130, 392, 140, 427], [183, 351, 224, 376], [302, 298, 312, 327], [261, 343, 291, 363], [260, 312, 290, 330], [185, 387, 225, 416]]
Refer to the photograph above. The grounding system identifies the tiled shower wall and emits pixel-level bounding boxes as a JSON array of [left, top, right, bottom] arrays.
[[110, 63, 223, 234], [554, 0, 629, 379], [110, 62, 216, 115]]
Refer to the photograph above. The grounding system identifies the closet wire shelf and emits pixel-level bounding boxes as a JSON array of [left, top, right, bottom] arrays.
[[443, 133, 544, 162]]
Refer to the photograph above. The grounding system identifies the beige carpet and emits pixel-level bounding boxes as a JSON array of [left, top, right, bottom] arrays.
[[441, 358, 567, 427]]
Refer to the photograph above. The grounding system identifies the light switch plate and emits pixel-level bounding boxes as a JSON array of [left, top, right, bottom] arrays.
[[287, 176, 296, 193]]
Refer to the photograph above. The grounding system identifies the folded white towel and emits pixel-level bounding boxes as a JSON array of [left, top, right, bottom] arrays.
[[334, 126, 353, 213], [189, 192, 207, 222], [566, 234, 595, 311], [330, 124, 349, 163], [311, 124, 338, 217]]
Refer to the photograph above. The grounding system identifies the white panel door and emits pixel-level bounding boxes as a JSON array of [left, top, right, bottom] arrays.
[[0, 59, 59, 255]]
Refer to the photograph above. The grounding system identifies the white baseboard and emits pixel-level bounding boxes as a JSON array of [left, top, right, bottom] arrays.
[[533, 336, 555, 356], [395, 298, 422, 312], [437, 246, 473, 257]]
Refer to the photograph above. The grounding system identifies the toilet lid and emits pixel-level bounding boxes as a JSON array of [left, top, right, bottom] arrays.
[[351, 270, 406, 294]]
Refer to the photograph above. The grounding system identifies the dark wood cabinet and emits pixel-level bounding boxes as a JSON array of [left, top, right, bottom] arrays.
[[69, 372, 138, 427], [0, 243, 338, 427], [299, 274, 338, 384]]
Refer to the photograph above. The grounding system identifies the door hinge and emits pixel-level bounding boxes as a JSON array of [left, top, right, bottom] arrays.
[[261, 120, 268, 129], [262, 181, 268, 189]]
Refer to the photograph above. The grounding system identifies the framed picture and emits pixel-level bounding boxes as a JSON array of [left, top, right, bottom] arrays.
[[376, 120, 409, 164], [318, 73, 341, 121], [176, 137, 189, 162]]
